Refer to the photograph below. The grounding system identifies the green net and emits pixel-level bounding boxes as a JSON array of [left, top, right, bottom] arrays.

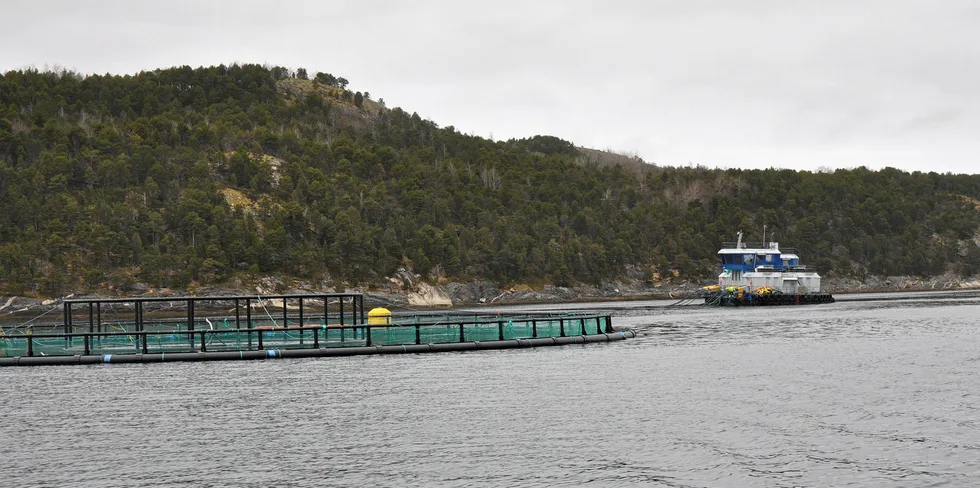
[[0, 314, 609, 358]]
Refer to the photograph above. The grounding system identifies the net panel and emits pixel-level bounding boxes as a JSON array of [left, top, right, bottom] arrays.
[[1, 314, 608, 357]]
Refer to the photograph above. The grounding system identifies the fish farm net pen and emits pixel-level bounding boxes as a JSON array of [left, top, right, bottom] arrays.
[[1, 318, 612, 357], [0, 294, 626, 363]]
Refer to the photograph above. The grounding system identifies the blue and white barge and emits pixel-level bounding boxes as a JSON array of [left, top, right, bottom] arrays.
[[702, 232, 835, 306]]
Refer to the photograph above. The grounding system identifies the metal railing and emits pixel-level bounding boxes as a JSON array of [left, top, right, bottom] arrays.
[[0, 315, 614, 358], [721, 242, 798, 254], [60, 293, 366, 335]]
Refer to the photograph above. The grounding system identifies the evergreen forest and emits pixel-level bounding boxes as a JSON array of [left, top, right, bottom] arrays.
[[2, 64, 980, 297]]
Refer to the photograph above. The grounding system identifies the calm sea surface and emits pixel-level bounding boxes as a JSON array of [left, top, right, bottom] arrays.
[[2, 291, 979, 487]]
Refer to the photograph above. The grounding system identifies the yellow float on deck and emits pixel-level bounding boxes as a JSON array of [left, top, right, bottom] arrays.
[[367, 307, 393, 325]]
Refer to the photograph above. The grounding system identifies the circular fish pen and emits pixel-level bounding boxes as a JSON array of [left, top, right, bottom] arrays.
[[0, 294, 634, 367]]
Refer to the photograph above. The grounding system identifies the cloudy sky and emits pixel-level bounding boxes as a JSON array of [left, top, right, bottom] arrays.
[[2, 0, 978, 173]]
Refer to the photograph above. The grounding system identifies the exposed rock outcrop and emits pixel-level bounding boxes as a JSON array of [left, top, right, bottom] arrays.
[[406, 282, 452, 307]]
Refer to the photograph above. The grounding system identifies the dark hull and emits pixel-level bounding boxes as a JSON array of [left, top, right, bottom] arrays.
[[705, 293, 835, 307]]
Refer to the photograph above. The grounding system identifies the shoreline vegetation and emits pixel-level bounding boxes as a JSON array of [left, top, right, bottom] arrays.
[[2, 274, 978, 320]]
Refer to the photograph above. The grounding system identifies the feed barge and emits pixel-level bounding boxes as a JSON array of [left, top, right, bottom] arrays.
[[700, 232, 835, 306], [0, 293, 634, 367]]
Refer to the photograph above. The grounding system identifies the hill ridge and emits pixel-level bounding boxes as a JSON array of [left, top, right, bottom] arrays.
[[1, 64, 980, 298]]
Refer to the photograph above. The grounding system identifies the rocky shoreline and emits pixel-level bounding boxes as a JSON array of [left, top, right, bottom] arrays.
[[382, 274, 980, 307], [2, 273, 979, 318]]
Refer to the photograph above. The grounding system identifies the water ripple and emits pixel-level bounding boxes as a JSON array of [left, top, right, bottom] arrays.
[[1, 293, 979, 486]]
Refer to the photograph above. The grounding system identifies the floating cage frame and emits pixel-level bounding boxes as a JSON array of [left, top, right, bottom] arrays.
[[0, 293, 632, 366]]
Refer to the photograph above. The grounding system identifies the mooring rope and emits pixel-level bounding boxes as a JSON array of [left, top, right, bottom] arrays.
[[1, 305, 61, 335], [256, 295, 280, 327]]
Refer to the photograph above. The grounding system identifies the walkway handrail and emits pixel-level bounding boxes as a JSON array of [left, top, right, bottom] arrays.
[[1, 314, 614, 358]]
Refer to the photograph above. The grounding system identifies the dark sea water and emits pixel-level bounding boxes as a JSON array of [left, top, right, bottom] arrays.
[[2, 291, 979, 487]]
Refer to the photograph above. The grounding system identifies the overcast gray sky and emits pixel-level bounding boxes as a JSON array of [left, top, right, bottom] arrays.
[[2, 0, 978, 173]]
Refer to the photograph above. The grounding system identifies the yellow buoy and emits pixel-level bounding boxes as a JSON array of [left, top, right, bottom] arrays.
[[367, 307, 392, 325]]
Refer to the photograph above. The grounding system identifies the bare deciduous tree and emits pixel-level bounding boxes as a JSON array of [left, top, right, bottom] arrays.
[[480, 166, 503, 190]]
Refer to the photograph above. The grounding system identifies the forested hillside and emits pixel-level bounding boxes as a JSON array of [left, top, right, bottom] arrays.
[[2, 64, 980, 297]]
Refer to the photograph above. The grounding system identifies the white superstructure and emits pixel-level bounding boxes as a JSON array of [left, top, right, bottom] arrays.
[[716, 232, 822, 294]]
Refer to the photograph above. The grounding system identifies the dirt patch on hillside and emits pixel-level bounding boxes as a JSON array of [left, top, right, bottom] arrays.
[[219, 186, 256, 212]]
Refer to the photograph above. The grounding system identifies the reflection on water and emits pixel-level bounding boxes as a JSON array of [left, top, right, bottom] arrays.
[[1, 291, 979, 487]]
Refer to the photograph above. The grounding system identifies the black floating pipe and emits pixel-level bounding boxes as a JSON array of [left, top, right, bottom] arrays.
[[0, 331, 636, 367]]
